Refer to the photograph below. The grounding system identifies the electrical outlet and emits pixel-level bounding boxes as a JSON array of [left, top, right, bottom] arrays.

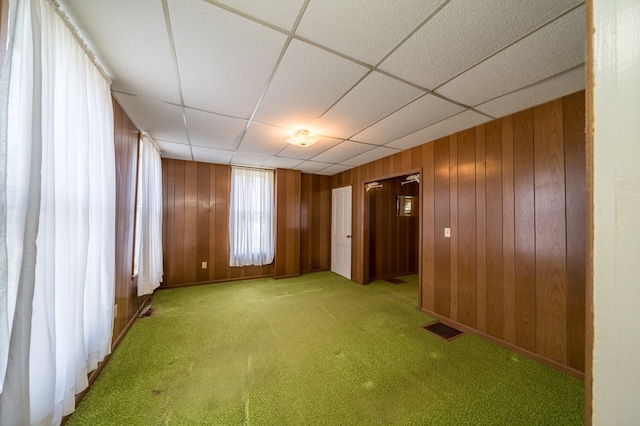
[[202, 261, 207, 269], [444, 228, 451, 238], [114, 304, 118, 318]]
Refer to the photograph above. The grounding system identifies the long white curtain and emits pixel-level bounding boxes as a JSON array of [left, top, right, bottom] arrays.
[[136, 134, 163, 296], [229, 167, 274, 267], [0, 0, 116, 424]]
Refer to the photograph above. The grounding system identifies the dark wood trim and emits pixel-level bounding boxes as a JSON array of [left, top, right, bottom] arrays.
[[158, 274, 274, 289]]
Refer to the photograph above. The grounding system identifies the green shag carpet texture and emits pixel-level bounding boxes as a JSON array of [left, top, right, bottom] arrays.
[[68, 272, 584, 425]]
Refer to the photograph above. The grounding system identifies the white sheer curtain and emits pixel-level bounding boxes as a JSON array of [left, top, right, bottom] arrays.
[[136, 134, 163, 296], [229, 167, 274, 266], [0, 0, 116, 425]]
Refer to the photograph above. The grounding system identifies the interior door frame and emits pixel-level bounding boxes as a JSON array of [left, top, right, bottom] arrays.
[[331, 185, 352, 279]]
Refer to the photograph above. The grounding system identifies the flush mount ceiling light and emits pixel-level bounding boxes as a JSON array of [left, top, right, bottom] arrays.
[[286, 129, 319, 147]]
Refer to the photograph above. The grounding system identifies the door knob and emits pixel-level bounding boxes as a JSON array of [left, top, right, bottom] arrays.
[[347, 235, 352, 238]]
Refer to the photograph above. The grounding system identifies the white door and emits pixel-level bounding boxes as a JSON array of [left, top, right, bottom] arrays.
[[331, 186, 352, 279]]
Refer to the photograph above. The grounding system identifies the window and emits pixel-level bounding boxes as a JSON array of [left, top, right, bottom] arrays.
[[229, 167, 274, 266]]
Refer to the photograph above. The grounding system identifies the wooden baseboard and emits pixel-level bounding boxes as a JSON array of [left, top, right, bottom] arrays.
[[159, 274, 274, 289], [420, 308, 585, 381]]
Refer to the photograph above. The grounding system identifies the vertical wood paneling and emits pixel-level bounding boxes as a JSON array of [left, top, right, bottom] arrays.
[[485, 120, 503, 339], [502, 115, 516, 344], [513, 109, 536, 352], [534, 99, 568, 365], [196, 163, 210, 283], [184, 162, 198, 284], [173, 161, 186, 285], [213, 165, 229, 281], [457, 128, 477, 328], [475, 125, 487, 333], [449, 135, 459, 320], [421, 143, 435, 311], [275, 169, 301, 278], [434, 137, 450, 316], [563, 91, 586, 372]]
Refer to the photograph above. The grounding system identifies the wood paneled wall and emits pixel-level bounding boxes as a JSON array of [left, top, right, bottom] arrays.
[[275, 169, 301, 278], [301, 174, 331, 273], [112, 99, 143, 343], [367, 175, 419, 280], [332, 91, 586, 375], [161, 160, 274, 286]]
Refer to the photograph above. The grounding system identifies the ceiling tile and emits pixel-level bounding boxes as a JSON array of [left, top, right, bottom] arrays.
[[253, 39, 368, 129], [156, 140, 192, 161], [230, 152, 271, 167], [191, 146, 234, 164], [311, 141, 375, 164], [277, 136, 343, 160], [61, 0, 181, 103], [294, 161, 333, 174], [114, 93, 188, 143], [215, 0, 306, 30], [186, 108, 246, 150], [379, 0, 583, 89], [386, 110, 491, 150], [316, 164, 352, 176], [168, 0, 287, 117], [475, 66, 585, 118], [236, 123, 290, 156], [352, 94, 465, 145], [263, 157, 305, 169], [313, 72, 423, 139], [435, 6, 585, 107], [341, 147, 400, 167], [296, 0, 444, 65]]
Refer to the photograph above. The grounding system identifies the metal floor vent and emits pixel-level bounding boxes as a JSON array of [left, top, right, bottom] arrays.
[[424, 322, 463, 341]]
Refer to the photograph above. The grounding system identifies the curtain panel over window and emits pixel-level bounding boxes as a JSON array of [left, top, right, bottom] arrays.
[[229, 167, 274, 267], [0, 0, 116, 424]]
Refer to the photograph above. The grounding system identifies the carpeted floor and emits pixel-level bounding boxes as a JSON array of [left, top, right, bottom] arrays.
[[68, 272, 584, 425]]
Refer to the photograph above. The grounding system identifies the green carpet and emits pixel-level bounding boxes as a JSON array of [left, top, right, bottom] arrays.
[[68, 272, 584, 425]]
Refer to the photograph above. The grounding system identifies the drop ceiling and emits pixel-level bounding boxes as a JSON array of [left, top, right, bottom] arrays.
[[59, 0, 585, 176]]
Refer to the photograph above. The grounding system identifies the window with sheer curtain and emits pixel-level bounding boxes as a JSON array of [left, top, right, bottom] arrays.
[[229, 167, 274, 267], [0, 0, 116, 424]]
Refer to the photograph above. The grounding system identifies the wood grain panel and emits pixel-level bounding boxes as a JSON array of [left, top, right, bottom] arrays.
[[421, 143, 435, 311], [213, 164, 229, 281], [433, 137, 451, 316], [502, 115, 516, 344], [196, 163, 210, 283], [275, 169, 301, 278], [353, 167, 365, 283], [184, 162, 198, 285], [513, 109, 537, 352], [563, 91, 586, 371], [475, 125, 487, 333], [485, 120, 503, 339], [449, 135, 459, 320], [457, 128, 477, 328], [173, 161, 186, 285], [534, 99, 568, 365]]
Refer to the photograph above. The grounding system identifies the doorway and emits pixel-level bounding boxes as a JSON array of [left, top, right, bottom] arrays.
[[331, 186, 352, 279]]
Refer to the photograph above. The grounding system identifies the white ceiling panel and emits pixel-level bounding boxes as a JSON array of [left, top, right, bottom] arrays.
[[237, 123, 290, 156], [191, 146, 234, 164], [156, 140, 193, 161], [294, 161, 333, 174], [316, 164, 352, 176], [475, 66, 585, 118], [436, 6, 585, 107], [352, 94, 465, 145], [313, 72, 423, 139], [341, 147, 400, 167], [114, 94, 188, 143], [186, 108, 246, 150], [215, 0, 306, 30], [263, 156, 305, 169], [277, 136, 343, 160], [386, 110, 491, 150], [230, 152, 271, 167], [253, 39, 369, 128], [168, 0, 287, 117], [296, 0, 444, 65], [379, 0, 582, 90], [61, 0, 180, 103], [311, 141, 375, 164]]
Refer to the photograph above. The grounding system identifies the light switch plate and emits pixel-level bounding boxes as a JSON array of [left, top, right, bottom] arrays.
[[444, 228, 451, 238]]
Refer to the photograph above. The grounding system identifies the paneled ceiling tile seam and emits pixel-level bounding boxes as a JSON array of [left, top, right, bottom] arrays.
[[161, 0, 194, 161], [476, 63, 585, 109], [201, 0, 299, 35], [371, 0, 452, 69], [112, 90, 182, 109], [230, 1, 311, 165], [432, 1, 586, 92], [309, 70, 374, 128]]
